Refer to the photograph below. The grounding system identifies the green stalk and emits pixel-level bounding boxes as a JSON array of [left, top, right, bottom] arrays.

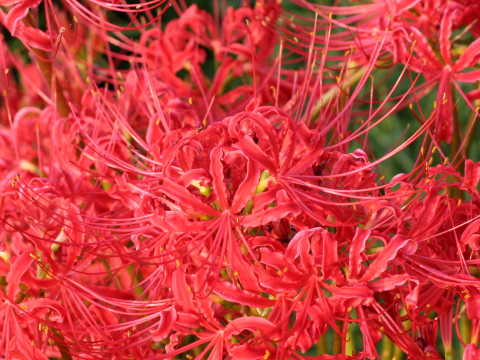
[[463, 85, 480, 158], [460, 306, 471, 347], [471, 320, 480, 346], [447, 84, 463, 199], [345, 324, 354, 356], [310, 63, 367, 123], [381, 335, 394, 359], [450, 83, 461, 165], [333, 320, 343, 355], [445, 344, 454, 360], [317, 334, 327, 355], [393, 343, 405, 360], [35, 50, 70, 117]]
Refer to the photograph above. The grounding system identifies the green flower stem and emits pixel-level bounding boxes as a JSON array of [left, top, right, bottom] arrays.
[[317, 334, 327, 355], [333, 320, 343, 355], [381, 335, 394, 359], [447, 85, 464, 199]]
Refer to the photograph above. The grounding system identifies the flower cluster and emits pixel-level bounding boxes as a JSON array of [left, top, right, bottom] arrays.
[[1, 0, 480, 359]]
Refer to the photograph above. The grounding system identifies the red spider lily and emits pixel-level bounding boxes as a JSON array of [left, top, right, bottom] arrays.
[[0, 0, 53, 51], [0, 0, 172, 48], [388, 4, 480, 144], [0, 251, 67, 359], [285, 0, 480, 147], [3, 0, 480, 359], [464, 344, 480, 360]]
